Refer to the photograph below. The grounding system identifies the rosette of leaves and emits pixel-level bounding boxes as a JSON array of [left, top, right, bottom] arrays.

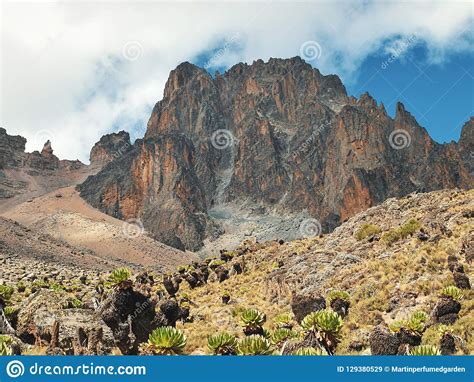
[[237, 335, 273, 355], [207, 332, 238, 355], [108, 268, 132, 288], [140, 327, 187, 355], [273, 313, 294, 329], [301, 310, 343, 353], [292, 347, 327, 356], [240, 308, 266, 336], [389, 311, 428, 336], [270, 328, 298, 346], [441, 286, 463, 301], [0, 285, 14, 302], [327, 290, 350, 304], [0, 335, 13, 356], [409, 345, 441, 356]]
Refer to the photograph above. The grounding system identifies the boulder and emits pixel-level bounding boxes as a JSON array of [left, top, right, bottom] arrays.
[[369, 326, 400, 355], [291, 294, 326, 323]]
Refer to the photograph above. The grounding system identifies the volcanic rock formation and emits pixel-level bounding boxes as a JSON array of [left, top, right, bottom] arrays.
[[78, 57, 473, 251]]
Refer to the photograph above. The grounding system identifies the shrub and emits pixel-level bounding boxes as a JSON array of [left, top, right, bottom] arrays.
[[301, 310, 343, 339], [240, 308, 266, 335], [441, 286, 463, 301], [209, 259, 225, 268], [108, 268, 132, 286], [271, 328, 297, 345], [409, 345, 441, 355], [327, 290, 350, 304], [3, 306, 18, 319], [274, 313, 293, 329], [0, 285, 14, 301], [237, 335, 272, 355], [355, 223, 381, 240], [0, 335, 13, 356], [381, 219, 420, 245], [389, 311, 428, 335], [399, 219, 421, 237], [301, 310, 343, 353], [140, 327, 186, 355], [207, 332, 238, 355], [292, 347, 327, 355]]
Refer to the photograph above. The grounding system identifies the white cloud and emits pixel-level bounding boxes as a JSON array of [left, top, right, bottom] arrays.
[[0, 0, 472, 162]]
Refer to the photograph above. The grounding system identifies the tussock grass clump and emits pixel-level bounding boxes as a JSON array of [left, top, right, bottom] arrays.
[[381, 219, 420, 245], [355, 223, 381, 241]]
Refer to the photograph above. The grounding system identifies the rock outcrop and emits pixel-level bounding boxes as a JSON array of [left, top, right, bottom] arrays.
[[78, 58, 473, 251], [0, 128, 88, 202], [89, 131, 133, 169]]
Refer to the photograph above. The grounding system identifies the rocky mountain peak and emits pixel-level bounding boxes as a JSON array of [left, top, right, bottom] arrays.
[[89, 131, 132, 168], [79, 59, 473, 251], [41, 140, 54, 156], [394, 101, 418, 126]]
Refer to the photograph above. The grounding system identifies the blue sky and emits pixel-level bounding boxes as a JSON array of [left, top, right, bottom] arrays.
[[346, 46, 473, 143]]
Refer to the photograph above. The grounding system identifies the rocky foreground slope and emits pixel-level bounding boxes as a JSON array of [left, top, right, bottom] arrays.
[[0, 189, 472, 355], [78, 57, 473, 251]]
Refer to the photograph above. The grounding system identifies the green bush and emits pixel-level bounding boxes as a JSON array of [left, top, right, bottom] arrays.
[[409, 345, 441, 356], [207, 332, 237, 355], [240, 308, 266, 332], [237, 335, 272, 355], [381, 219, 420, 245], [270, 328, 297, 345], [274, 313, 293, 329], [3, 306, 18, 319], [327, 290, 350, 304], [301, 310, 343, 353], [389, 311, 428, 335], [301, 310, 343, 339], [0, 285, 14, 301], [141, 327, 186, 355], [292, 347, 327, 356], [355, 223, 381, 240], [0, 335, 13, 356], [441, 286, 463, 301], [108, 268, 131, 286]]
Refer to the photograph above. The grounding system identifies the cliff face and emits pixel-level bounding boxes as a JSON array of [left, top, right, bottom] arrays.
[[78, 57, 473, 251]]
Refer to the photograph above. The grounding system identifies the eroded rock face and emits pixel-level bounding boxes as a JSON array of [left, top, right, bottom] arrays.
[[89, 131, 133, 169], [78, 58, 473, 251]]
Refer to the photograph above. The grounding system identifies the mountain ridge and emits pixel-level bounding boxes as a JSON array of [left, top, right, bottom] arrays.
[[78, 57, 473, 251]]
